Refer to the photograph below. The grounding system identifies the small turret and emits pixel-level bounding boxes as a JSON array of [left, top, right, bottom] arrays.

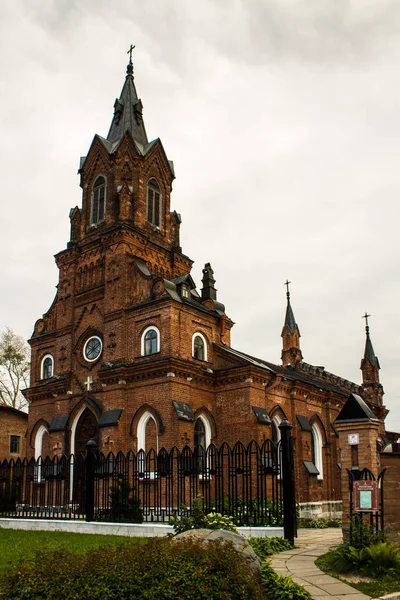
[[281, 280, 302, 368], [201, 263, 217, 301]]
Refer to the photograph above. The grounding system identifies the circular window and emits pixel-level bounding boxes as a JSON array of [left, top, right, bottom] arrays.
[[83, 336, 103, 362]]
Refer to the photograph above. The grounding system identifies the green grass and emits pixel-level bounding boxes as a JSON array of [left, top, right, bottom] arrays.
[[316, 550, 400, 598], [0, 529, 147, 575]]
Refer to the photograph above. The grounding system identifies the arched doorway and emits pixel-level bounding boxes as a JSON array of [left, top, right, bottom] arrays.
[[75, 408, 99, 455]]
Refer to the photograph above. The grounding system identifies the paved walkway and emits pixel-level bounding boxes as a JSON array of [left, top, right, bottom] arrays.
[[270, 528, 372, 600]]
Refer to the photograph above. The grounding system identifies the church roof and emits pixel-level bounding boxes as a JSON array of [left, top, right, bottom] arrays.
[[335, 393, 378, 423], [215, 345, 362, 398], [281, 284, 300, 336], [107, 61, 148, 147], [283, 301, 297, 334], [363, 331, 379, 367]]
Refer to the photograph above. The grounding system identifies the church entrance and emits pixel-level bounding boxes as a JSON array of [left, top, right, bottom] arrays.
[[75, 408, 99, 455]]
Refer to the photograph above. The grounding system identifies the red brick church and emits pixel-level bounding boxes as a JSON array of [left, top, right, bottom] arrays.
[[24, 55, 389, 518]]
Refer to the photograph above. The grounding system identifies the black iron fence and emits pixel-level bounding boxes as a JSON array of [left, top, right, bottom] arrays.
[[0, 422, 297, 541]]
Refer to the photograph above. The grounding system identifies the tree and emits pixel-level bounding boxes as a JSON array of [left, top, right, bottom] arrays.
[[0, 328, 30, 410]]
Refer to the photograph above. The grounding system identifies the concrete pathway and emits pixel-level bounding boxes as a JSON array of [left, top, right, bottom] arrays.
[[270, 528, 372, 600]]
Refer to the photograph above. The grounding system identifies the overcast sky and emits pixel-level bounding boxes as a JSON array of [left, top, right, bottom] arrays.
[[1, 0, 399, 431]]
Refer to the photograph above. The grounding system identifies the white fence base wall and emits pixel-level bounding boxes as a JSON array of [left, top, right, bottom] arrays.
[[298, 500, 342, 520], [0, 518, 283, 538]]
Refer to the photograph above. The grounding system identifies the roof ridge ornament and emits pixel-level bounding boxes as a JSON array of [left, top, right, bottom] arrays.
[[362, 311, 371, 336], [284, 279, 291, 301], [126, 44, 135, 77]]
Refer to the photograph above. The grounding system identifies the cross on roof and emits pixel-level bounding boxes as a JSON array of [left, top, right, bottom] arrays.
[[284, 279, 291, 295], [362, 312, 371, 328], [127, 44, 135, 63]]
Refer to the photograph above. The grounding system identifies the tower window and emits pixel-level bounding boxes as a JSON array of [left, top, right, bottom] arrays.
[[192, 333, 207, 361], [147, 179, 161, 227], [91, 176, 106, 225], [41, 354, 54, 379], [141, 326, 160, 356]]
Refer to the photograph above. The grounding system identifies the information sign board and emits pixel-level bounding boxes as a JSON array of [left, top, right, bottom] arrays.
[[353, 480, 378, 512]]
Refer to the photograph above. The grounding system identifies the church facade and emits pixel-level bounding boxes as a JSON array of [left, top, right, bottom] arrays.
[[24, 57, 388, 517]]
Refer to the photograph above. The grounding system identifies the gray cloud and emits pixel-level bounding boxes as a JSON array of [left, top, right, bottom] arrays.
[[0, 0, 399, 432]]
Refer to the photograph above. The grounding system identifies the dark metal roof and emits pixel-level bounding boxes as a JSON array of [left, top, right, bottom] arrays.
[[335, 393, 378, 423], [49, 416, 68, 432], [283, 300, 298, 335], [173, 401, 195, 422], [98, 409, 122, 428], [303, 461, 319, 475], [252, 406, 272, 425], [364, 333, 379, 367], [215, 345, 361, 398], [107, 65, 148, 147], [297, 415, 312, 432]]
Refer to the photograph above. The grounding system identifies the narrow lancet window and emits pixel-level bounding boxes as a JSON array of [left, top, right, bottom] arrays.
[[147, 179, 161, 227], [91, 176, 106, 225]]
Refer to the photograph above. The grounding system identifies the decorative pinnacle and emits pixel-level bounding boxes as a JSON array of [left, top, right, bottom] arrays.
[[284, 279, 291, 301], [126, 44, 135, 76], [362, 312, 371, 335]]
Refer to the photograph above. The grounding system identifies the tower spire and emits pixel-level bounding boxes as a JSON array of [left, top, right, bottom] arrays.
[[361, 313, 380, 380], [360, 313, 385, 417], [107, 48, 148, 147], [281, 280, 302, 367]]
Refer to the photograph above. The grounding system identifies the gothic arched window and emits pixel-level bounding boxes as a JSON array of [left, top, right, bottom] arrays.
[[91, 176, 106, 225], [311, 422, 324, 480], [194, 418, 206, 448], [41, 355, 54, 379], [147, 178, 161, 227], [141, 326, 160, 356], [192, 333, 207, 361]]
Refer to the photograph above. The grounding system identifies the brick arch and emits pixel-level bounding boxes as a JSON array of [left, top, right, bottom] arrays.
[[269, 405, 287, 422], [309, 414, 328, 445], [193, 407, 217, 440], [130, 404, 165, 440], [29, 419, 50, 451]]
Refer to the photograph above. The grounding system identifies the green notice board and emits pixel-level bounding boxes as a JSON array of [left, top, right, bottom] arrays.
[[359, 490, 372, 510]]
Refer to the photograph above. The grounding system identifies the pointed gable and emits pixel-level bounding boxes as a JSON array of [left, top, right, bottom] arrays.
[[335, 393, 378, 423]]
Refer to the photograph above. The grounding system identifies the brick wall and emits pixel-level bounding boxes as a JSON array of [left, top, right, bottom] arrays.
[[0, 406, 27, 460], [380, 452, 400, 541]]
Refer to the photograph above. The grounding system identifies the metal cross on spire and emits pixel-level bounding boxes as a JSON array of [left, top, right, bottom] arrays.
[[362, 312, 371, 331], [127, 44, 135, 63], [284, 279, 291, 298]]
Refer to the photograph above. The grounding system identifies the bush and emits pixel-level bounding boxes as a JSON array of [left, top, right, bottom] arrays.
[[261, 561, 312, 600], [298, 519, 341, 529], [211, 496, 283, 526], [365, 541, 400, 577], [170, 494, 237, 534], [325, 544, 369, 573], [349, 514, 385, 549], [0, 537, 267, 599], [317, 541, 400, 577], [249, 537, 293, 560]]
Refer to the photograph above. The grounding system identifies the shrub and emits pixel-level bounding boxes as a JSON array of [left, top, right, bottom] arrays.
[[365, 541, 400, 576], [204, 512, 237, 532], [170, 494, 237, 534], [298, 518, 341, 529], [249, 537, 293, 560], [326, 544, 369, 573], [349, 514, 386, 549], [261, 561, 312, 600], [0, 537, 267, 599]]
